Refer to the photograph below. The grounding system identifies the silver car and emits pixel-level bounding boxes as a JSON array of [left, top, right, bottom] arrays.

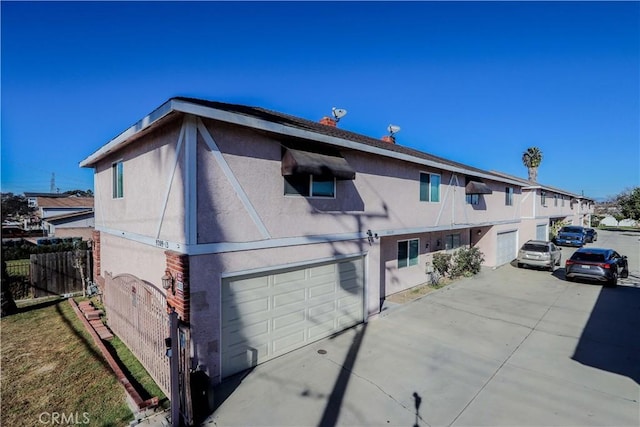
[[517, 240, 562, 271]]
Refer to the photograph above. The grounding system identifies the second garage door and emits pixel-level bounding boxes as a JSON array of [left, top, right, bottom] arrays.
[[496, 230, 518, 266], [221, 257, 364, 378]]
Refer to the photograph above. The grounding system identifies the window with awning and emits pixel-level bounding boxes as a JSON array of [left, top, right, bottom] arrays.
[[281, 148, 356, 180], [465, 180, 493, 195]]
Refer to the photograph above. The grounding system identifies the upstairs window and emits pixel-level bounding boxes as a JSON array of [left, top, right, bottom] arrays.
[[284, 175, 335, 198], [505, 187, 513, 206], [112, 161, 124, 199], [281, 148, 353, 199], [420, 173, 440, 202], [397, 239, 419, 268], [554, 194, 558, 207], [541, 191, 546, 206]]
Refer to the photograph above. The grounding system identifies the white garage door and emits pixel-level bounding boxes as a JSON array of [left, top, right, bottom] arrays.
[[496, 231, 518, 266], [536, 224, 547, 240], [221, 257, 364, 378]]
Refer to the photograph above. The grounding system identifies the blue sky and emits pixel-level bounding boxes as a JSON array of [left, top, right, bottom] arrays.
[[2, 1, 638, 201]]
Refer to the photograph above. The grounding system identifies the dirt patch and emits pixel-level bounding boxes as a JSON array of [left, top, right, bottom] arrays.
[[386, 279, 452, 304]]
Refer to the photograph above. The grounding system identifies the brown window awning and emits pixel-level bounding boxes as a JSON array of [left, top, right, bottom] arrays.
[[282, 149, 356, 180], [465, 180, 493, 194]]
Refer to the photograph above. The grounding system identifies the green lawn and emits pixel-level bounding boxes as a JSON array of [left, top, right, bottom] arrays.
[[1, 298, 166, 426]]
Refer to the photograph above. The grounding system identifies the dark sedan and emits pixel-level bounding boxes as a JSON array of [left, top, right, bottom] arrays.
[[584, 228, 598, 243], [565, 248, 629, 287], [555, 226, 586, 247]]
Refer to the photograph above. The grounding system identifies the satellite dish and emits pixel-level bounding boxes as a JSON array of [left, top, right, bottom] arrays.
[[388, 124, 401, 135], [332, 107, 347, 121]]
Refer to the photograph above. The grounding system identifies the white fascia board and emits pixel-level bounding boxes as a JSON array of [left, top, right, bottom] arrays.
[[171, 100, 526, 188], [79, 100, 175, 167]]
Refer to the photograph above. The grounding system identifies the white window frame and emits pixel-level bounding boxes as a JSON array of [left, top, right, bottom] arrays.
[[505, 187, 513, 206], [466, 194, 480, 205], [419, 172, 441, 203], [397, 238, 420, 269], [112, 160, 124, 199]]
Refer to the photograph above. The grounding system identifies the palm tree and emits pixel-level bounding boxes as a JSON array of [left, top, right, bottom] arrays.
[[522, 147, 543, 182]]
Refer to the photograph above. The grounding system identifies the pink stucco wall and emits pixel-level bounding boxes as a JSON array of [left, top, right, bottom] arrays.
[[91, 112, 595, 388], [94, 118, 186, 243]]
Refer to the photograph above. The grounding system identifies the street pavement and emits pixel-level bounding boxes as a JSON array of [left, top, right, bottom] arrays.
[[202, 229, 640, 427]]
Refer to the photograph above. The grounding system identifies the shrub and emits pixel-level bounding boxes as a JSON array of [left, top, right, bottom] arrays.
[[550, 220, 570, 241], [432, 252, 452, 277], [450, 247, 485, 278], [1, 240, 88, 261]]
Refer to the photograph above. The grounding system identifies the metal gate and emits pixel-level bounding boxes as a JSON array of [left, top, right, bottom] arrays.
[[104, 272, 171, 396]]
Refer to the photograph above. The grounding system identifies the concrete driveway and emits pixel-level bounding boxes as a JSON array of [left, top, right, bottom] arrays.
[[203, 230, 639, 426]]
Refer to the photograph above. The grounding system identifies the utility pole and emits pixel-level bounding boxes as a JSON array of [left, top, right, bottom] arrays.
[[50, 173, 56, 193]]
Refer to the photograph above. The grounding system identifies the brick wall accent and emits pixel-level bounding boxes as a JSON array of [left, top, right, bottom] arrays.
[[92, 230, 105, 290], [165, 251, 190, 323]]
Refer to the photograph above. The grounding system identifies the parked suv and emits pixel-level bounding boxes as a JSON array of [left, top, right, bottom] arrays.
[[517, 240, 562, 271], [555, 226, 586, 247], [565, 248, 629, 287]]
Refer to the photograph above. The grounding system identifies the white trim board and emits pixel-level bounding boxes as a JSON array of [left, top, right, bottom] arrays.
[[97, 218, 521, 256]]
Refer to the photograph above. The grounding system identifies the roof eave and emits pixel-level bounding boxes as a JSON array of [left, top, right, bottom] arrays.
[[79, 98, 533, 188], [79, 99, 177, 168]]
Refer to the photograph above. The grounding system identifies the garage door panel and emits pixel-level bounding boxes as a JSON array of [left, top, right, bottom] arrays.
[[223, 320, 269, 345], [223, 344, 264, 375], [273, 268, 307, 285], [224, 276, 269, 296], [339, 277, 362, 293], [308, 319, 336, 340], [309, 263, 336, 278], [308, 300, 336, 317], [221, 256, 364, 378], [272, 289, 306, 309], [338, 294, 363, 310], [222, 296, 270, 321], [272, 330, 306, 354], [308, 282, 335, 299], [272, 309, 306, 331]]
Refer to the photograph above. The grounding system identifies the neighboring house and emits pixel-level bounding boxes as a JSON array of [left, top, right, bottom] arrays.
[[619, 218, 639, 227], [600, 215, 619, 227], [79, 97, 594, 403], [41, 210, 95, 240], [25, 193, 94, 237], [25, 192, 67, 208]]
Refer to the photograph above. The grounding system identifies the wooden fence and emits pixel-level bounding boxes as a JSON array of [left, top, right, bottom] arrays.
[[29, 250, 92, 297]]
